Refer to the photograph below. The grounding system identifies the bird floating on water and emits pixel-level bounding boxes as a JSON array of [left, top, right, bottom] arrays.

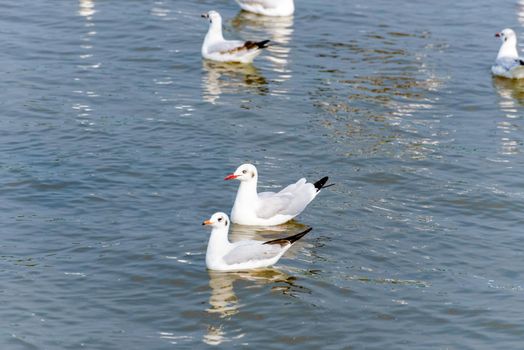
[[201, 11, 270, 63], [492, 28, 524, 79], [234, 0, 294, 17], [203, 212, 312, 271], [225, 163, 332, 226]]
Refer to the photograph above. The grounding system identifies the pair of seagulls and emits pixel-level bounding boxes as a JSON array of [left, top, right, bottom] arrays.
[[492, 28, 524, 79], [202, 164, 332, 271], [201, 0, 294, 63]]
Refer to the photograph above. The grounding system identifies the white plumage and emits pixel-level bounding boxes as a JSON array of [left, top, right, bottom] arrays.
[[235, 0, 294, 17], [492, 28, 524, 79], [225, 164, 330, 226], [201, 11, 269, 63], [203, 212, 312, 271]]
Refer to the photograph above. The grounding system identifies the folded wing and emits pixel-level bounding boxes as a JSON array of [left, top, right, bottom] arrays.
[[256, 178, 317, 219], [223, 242, 283, 265], [208, 40, 269, 59], [497, 57, 524, 71]]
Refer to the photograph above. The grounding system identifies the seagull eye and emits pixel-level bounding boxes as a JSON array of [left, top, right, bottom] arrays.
[[242, 170, 247, 174], [218, 217, 223, 222]]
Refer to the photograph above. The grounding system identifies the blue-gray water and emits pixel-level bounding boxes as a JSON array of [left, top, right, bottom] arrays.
[[2, 0, 524, 348]]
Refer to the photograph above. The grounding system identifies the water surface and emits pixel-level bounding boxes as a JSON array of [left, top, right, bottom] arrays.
[[2, 0, 524, 348]]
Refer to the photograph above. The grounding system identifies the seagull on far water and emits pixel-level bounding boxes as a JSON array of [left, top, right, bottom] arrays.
[[235, 0, 294, 17], [203, 212, 312, 271], [492, 28, 524, 79], [225, 164, 332, 226], [201, 11, 270, 63]]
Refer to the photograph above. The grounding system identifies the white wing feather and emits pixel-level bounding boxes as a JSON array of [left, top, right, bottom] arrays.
[[496, 57, 523, 71], [207, 40, 246, 55], [256, 178, 317, 219], [205, 40, 264, 63], [223, 241, 283, 265]]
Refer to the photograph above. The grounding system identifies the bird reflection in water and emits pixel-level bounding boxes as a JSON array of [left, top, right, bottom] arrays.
[[75, 0, 98, 128], [492, 77, 524, 157], [203, 325, 228, 346], [231, 11, 294, 45], [78, 0, 95, 17], [518, 0, 524, 27], [231, 11, 294, 84], [202, 60, 268, 104], [206, 267, 297, 317], [204, 266, 307, 345], [492, 76, 524, 106]]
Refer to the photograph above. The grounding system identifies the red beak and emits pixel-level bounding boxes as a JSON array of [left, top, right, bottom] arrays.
[[224, 174, 238, 180], [495, 33, 500, 37]]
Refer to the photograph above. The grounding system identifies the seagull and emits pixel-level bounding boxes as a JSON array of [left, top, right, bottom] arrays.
[[225, 163, 332, 226], [203, 212, 312, 271], [234, 0, 294, 17], [201, 11, 270, 63], [492, 28, 524, 79]]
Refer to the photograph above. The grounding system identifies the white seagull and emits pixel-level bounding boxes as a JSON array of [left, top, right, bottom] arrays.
[[225, 163, 332, 226], [201, 11, 270, 63], [492, 28, 524, 79], [203, 212, 312, 271], [234, 0, 294, 17]]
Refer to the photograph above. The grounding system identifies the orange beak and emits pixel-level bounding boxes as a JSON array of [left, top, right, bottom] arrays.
[[224, 174, 238, 180], [202, 220, 213, 226], [495, 33, 500, 37]]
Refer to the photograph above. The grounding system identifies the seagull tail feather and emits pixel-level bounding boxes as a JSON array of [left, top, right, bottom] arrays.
[[313, 176, 334, 191]]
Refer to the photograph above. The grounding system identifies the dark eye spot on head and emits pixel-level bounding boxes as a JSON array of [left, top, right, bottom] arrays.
[[242, 170, 247, 174], [251, 172, 255, 178], [225, 220, 228, 226], [218, 217, 222, 222]]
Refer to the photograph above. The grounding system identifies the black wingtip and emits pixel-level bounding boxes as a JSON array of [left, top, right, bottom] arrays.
[[257, 39, 270, 49], [519, 59, 524, 66], [314, 176, 331, 191], [263, 227, 313, 246], [286, 227, 313, 244]]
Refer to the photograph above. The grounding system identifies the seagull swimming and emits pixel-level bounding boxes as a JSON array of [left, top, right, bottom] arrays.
[[203, 212, 312, 271], [201, 11, 270, 63], [492, 28, 524, 79], [234, 0, 294, 17], [225, 163, 332, 226]]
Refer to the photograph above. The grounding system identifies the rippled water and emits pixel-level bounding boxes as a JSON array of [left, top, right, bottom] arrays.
[[2, 0, 524, 348]]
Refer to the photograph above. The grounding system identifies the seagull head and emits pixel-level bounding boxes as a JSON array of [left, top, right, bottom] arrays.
[[201, 10, 221, 24], [202, 212, 230, 229], [495, 28, 516, 43], [224, 163, 258, 182]]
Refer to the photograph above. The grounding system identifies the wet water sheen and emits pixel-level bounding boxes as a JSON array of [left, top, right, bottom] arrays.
[[2, 0, 524, 348]]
